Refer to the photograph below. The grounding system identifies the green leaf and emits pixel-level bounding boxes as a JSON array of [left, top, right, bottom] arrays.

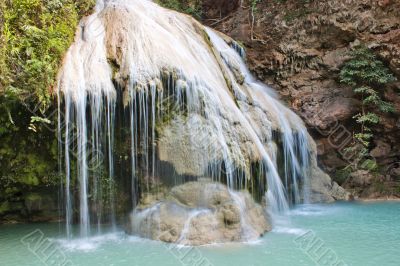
[[355, 112, 380, 124], [360, 159, 378, 171], [30, 116, 51, 124], [378, 100, 395, 113]]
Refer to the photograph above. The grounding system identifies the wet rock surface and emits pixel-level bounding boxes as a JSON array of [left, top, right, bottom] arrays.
[[127, 181, 271, 245]]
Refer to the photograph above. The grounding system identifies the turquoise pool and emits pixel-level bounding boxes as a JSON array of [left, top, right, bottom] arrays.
[[1, 201, 399, 266]]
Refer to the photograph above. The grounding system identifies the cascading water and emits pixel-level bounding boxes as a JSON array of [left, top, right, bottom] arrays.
[[58, 2, 116, 237], [57, 0, 331, 239], [177, 209, 211, 244], [204, 28, 311, 213]]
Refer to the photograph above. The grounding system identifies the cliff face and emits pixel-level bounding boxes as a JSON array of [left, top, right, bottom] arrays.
[[0, 0, 96, 224], [202, 0, 400, 199]]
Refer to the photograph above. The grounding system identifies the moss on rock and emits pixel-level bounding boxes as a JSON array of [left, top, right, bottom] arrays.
[[0, 0, 96, 223]]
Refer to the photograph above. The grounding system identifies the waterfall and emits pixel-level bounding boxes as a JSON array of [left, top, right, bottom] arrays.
[[177, 209, 211, 244], [58, 5, 116, 237], [228, 190, 259, 240], [57, 0, 314, 237]]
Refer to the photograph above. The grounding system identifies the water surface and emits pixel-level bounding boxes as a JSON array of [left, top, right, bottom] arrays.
[[1, 202, 399, 266]]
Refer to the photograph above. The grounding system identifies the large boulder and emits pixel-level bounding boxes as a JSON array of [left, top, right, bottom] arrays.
[[127, 181, 271, 245]]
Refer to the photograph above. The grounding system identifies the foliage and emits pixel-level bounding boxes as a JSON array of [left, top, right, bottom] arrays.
[[249, 0, 262, 40], [340, 46, 396, 161], [28, 116, 51, 132], [0, 0, 95, 219], [251, 0, 262, 11], [334, 168, 352, 185], [0, 1, 8, 94], [0, 99, 59, 201], [155, 0, 203, 19], [0, 0, 95, 112]]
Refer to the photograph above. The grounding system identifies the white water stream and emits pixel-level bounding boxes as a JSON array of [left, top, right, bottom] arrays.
[[57, 0, 313, 238]]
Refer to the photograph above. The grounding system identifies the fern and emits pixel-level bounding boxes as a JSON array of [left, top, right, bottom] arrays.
[[340, 45, 396, 160], [1, 0, 96, 112]]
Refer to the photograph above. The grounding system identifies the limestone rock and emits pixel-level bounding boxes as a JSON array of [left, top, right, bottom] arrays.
[[308, 157, 351, 202], [127, 181, 271, 245]]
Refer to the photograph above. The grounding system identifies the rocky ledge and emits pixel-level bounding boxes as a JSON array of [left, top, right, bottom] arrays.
[[126, 181, 271, 245]]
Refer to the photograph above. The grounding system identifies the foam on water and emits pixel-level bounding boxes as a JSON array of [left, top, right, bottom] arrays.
[[289, 204, 337, 216], [271, 227, 308, 236], [55, 232, 124, 252]]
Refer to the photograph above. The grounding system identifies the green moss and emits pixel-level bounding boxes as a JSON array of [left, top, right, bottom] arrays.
[[373, 181, 385, 193], [0, 1, 8, 93], [334, 168, 352, 185], [21, 174, 40, 186], [0, 100, 61, 219], [25, 192, 40, 200], [155, 0, 203, 19], [0, 0, 95, 220], [0, 201, 11, 215]]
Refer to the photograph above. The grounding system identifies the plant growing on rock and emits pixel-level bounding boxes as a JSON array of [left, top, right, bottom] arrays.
[[340, 46, 396, 162], [155, 0, 203, 19], [0, 0, 96, 221], [250, 0, 261, 40], [1, 0, 96, 111]]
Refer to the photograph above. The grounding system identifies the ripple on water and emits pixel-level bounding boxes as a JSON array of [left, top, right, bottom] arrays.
[[54, 232, 125, 252]]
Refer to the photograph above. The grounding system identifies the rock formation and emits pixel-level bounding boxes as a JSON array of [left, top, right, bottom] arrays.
[[203, 0, 400, 199], [127, 181, 271, 245]]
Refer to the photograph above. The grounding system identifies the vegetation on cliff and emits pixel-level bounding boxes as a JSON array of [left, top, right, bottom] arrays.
[[0, 0, 95, 110], [155, 0, 202, 19], [340, 46, 396, 168], [0, 0, 95, 222]]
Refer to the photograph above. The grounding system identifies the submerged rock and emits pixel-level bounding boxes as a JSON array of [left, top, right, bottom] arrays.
[[127, 181, 271, 245]]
